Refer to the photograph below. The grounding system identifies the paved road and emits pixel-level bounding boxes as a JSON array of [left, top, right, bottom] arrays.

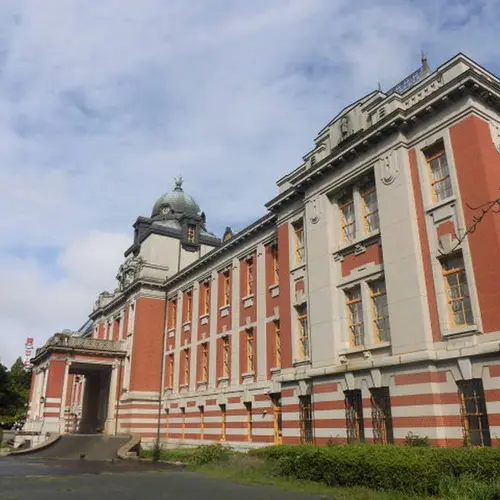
[[0, 457, 320, 500]]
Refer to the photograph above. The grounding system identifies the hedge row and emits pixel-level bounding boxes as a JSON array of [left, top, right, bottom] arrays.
[[250, 444, 500, 496]]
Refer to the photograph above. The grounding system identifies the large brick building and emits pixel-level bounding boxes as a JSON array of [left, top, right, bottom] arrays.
[[26, 53, 500, 449]]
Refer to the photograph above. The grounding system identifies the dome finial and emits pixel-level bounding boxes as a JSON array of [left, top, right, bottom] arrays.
[[174, 175, 183, 191]]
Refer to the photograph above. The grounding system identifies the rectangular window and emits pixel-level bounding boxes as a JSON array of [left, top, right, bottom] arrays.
[[340, 195, 356, 242], [223, 271, 231, 306], [346, 286, 364, 346], [246, 258, 254, 296], [168, 299, 177, 329], [297, 306, 309, 359], [220, 404, 227, 441], [345, 389, 365, 443], [299, 396, 314, 444], [271, 244, 279, 284], [187, 224, 196, 243], [245, 402, 252, 442], [167, 354, 174, 388], [203, 282, 210, 315], [370, 279, 390, 342], [442, 254, 473, 328], [199, 406, 205, 440], [181, 408, 186, 439], [271, 395, 283, 445], [458, 379, 491, 447], [370, 387, 394, 444], [201, 343, 208, 382], [165, 409, 169, 439], [361, 185, 379, 233], [246, 329, 254, 373], [293, 221, 305, 264], [185, 291, 193, 322], [183, 349, 190, 386], [274, 320, 282, 368], [222, 336, 230, 378], [426, 144, 453, 202]]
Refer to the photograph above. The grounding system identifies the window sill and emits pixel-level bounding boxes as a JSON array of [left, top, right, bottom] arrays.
[[443, 324, 478, 338], [200, 314, 209, 325], [242, 294, 254, 308], [242, 372, 255, 383], [339, 341, 391, 356], [197, 381, 208, 390], [179, 384, 189, 392], [219, 305, 230, 317], [293, 358, 311, 368], [269, 284, 280, 297], [167, 328, 176, 338], [183, 322, 191, 332], [270, 367, 281, 377], [333, 230, 381, 259], [425, 195, 456, 215], [290, 262, 306, 273]]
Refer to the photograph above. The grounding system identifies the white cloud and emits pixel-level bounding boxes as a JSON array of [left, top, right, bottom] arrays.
[[0, 0, 498, 365]]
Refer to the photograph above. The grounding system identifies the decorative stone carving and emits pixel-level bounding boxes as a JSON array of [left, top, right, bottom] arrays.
[[116, 255, 145, 291], [340, 115, 350, 139], [308, 195, 322, 224], [379, 151, 399, 185]]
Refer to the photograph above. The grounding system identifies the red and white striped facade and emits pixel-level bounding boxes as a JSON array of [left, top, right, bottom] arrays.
[[27, 53, 500, 449]]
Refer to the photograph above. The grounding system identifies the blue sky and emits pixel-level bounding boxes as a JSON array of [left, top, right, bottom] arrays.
[[0, 0, 499, 366]]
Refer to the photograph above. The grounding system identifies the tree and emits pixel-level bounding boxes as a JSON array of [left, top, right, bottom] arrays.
[[7, 358, 31, 418], [0, 362, 10, 412]]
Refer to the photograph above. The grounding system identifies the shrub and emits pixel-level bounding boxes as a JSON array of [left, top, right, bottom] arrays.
[[251, 444, 500, 496], [191, 443, 230, 466], [404, 432, 430, 447]]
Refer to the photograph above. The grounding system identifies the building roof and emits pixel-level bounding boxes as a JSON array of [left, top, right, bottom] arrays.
[[151, 176, 201, 218]]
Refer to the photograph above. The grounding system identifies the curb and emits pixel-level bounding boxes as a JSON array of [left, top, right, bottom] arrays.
[[8, 433, 61, 456]]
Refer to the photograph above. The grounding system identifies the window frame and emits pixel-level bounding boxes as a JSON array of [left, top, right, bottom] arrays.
[[220, 404, 227, 441], [426, 146, 453, 203], [441, 253, 473, 329], [297, 306, 310, 359], [299, 395, 314, 444], [183, 348, 190, 386], [168, 299, 177, 330], [201, 342, 208, 382], [457, 379, 491, 447], [271, 243, 279, 284], [187, 224, 196, 244], [245, 402, 253, 442], [293, 221, 305, 265], [271, 395, 283, 445], [167, 354, 174, 388], [370, 279, 390, 343], [185, 291, 193, 323], [246, 258, 254, 296], [370, 387, 394, 444], [360, 184, 379, 233], [345, 286, 365, 347], [199, 406, 205, 440], [339, 195, 356, 243], [203, 281, 210, 315], [181, 407, 186, 440], [345, 389, 365, 443], [222, 336, 230, 378], [274, 320, 282, 368], [222, 270, 231, 306], [246, 329, 254, 373]]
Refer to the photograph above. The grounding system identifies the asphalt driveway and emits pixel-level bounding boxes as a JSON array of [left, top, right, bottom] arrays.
[[0, 457, 320, 500]]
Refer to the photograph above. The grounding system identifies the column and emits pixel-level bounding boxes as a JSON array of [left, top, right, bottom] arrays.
[[105, 363, 119, 435], [58, 360, 71, 433]]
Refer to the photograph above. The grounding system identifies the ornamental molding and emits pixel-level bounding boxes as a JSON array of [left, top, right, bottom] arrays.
[[491, 121, 500, 153], [308, 195, 322, 224], [116, 255, 145, 292], [379, 151, 399, 186]]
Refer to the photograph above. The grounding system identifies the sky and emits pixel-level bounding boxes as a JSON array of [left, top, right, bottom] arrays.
[[0, 0, 499, 366]]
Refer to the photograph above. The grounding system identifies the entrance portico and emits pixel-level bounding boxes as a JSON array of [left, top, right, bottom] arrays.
[[25, 333, 126, 442]]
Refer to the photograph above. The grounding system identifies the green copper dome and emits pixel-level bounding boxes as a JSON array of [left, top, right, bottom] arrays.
[[151, 177, 201, 218]]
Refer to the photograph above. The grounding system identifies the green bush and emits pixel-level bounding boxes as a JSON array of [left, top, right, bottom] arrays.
[[191, 443, 230, 466], [404, 432, 430, 447], [250, 444, 500, 496]]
